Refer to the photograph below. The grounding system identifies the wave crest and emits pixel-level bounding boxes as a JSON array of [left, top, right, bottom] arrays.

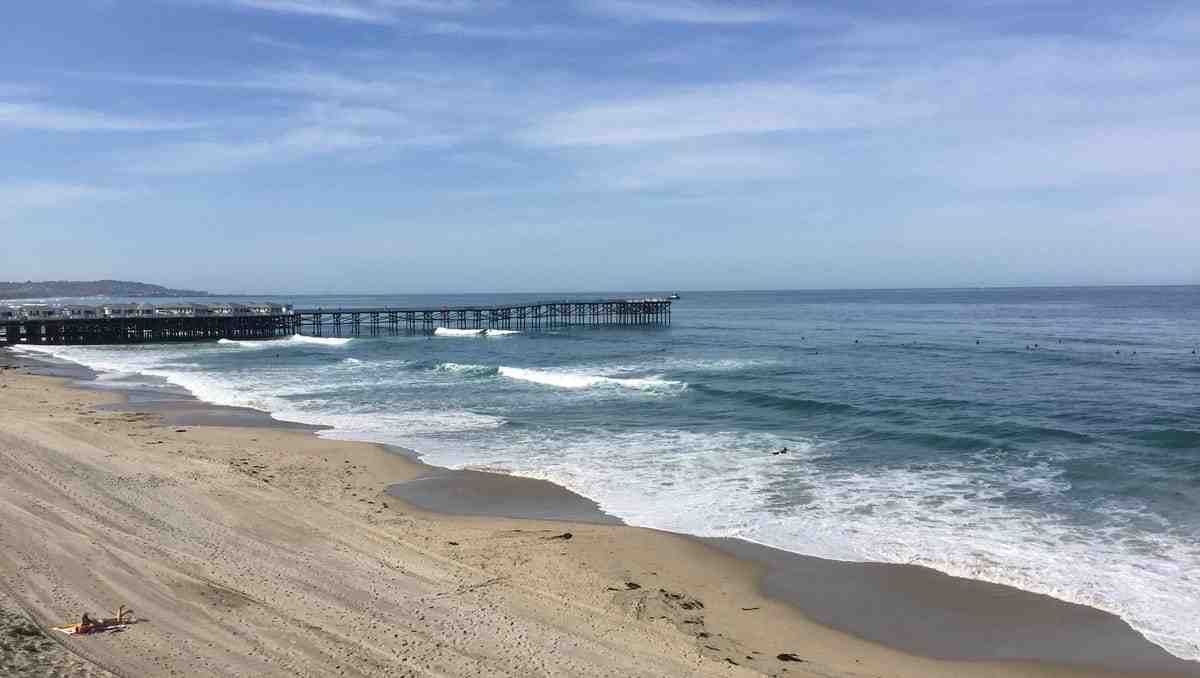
[[288, 334, 353, 347], [435, 362, 498, 376], [218, 335, 353, 348], [498, 366, 685, 392], [434, 327, 485, 337], [433, 327, 520, 337]]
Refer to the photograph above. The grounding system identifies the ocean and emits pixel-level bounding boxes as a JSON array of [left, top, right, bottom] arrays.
[[13, 286, 1200, 660]]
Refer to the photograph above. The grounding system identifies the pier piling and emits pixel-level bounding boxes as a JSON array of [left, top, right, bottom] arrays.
[[0, 298, 671, 346]]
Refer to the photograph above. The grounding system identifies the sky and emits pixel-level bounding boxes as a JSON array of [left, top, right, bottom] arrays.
[[1, 0, 1198, 294]]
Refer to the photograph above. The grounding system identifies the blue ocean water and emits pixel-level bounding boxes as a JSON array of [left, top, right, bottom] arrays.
[[14, 287, 1200, 659]]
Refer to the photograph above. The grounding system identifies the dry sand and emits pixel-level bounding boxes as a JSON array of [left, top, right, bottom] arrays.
[[0, 360, 1196, 677], [0, 587, 116, 678]]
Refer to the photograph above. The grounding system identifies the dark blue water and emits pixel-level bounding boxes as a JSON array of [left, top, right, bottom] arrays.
[[16, 286, 1200, 658]]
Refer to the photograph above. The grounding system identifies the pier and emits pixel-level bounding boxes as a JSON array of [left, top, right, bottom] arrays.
[[1, 298, 672, 345]]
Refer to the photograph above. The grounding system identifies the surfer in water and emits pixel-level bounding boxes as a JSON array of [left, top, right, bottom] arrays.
[[772, 447, 789, 456]]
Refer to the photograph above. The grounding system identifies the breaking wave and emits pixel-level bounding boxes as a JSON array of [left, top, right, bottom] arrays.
[[434, 327, 485, 337], [217, 335, 353, 348], [287, 334, 354, 347], [498, 366, 686, 392], [435, 362, 498, 376], [433, 327, 521, 337]]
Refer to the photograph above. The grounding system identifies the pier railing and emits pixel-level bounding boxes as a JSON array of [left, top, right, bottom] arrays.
[[1, 298, 671, 345]]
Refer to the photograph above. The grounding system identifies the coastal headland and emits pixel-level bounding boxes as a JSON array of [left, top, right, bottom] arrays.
[[0, 350, 1195, 677]]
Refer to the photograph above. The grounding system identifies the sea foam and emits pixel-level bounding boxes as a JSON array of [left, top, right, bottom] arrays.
[[14, 317, 1199, 662], [435, 362, 497, 376], [217, 335, 353, 348], [498, 366, 685, 391], [433, 327, 520, 337], [287, 334, 353, 347], [412, 423, 1200, 662], [434, 327, 485, 337]]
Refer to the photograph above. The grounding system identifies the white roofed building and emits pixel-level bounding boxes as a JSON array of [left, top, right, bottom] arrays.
[[20, 305, 56, 319], [62, 305, 100, 318], [154, 303, 206, 316], [245, 302, 291, 315], [103, 304, 150, 318], [209, 302, 251, 315]]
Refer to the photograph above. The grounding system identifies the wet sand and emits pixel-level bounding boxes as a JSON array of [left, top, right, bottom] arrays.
[[94, 398, 326, 430], [1, 348, 1197, 677], [389, 468, 621, 525], [712, 538, 1191, 672], [391, 466, 1196, 674]]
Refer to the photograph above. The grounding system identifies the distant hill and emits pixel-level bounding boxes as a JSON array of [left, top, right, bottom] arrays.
[[0, 280, 209, 300]]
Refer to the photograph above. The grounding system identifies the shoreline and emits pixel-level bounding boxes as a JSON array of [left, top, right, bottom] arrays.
[[2, 346, 1197, 677]]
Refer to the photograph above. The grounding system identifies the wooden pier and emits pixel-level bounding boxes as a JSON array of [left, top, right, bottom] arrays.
[[1, 299, 671, 345]]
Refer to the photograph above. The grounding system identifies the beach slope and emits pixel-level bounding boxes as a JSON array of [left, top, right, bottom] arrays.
[[0, 367, 1192, 677]]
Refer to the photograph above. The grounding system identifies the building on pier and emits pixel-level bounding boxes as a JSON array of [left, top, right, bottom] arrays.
[[62, 305, 101, 318], [246, 302, 290, 315], [3, 298, 669, 345], [154, 303, 206, 316], [103, 304, 150, 318], [19, 305, 57, 319], [209, 302, 248, 316]]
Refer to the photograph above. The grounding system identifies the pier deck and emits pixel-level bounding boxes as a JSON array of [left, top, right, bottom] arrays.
[[1, 299, 671, 345]]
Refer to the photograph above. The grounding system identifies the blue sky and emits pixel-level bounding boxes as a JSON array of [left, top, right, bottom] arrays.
[[1, 0, 1198, 293]]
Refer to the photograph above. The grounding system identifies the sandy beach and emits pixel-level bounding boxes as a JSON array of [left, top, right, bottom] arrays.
[[0, 354, 1196, 677]]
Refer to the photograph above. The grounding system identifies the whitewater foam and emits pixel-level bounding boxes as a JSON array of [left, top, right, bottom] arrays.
[[498, 366, 686, 392], [217, 338, 267, 348], [313, 409, 506, 440], [413, 426, 1199, 661], [14, 344, 194, 377], [736, 460, 1199, 661], [435, 362, 497, 376], [288, 334, 353, 347], [434, 327, 485, 337], [217, 335, 353, 348], [13, 329, 1198, 662], [431, 327, 520, 337]]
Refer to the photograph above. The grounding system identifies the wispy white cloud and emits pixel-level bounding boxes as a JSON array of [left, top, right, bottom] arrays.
[[121, 127, 385, 175], [424, 21, 592, 40], [254, 70, 409, 99], [577, 0, 793, 25], [299, 102, 410, 128], [1126, 8, 1200, 42], [75, 69, 412, 101], [213, 0, 495, 24], [228, 0, 391, 23], [0, 83, 41, 97], [520, 81, 931, 146], [1086, 189, 1200, 237], [0, 101, 202, 132], [913, 126, 1200, 191], [579, 143, 809, 191], [44, 3, 1200, 209], [68, 66, 566, 139], [247, 32, 310, 51], [0, 182, 125, 218], [118, 96, 466, 176]]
